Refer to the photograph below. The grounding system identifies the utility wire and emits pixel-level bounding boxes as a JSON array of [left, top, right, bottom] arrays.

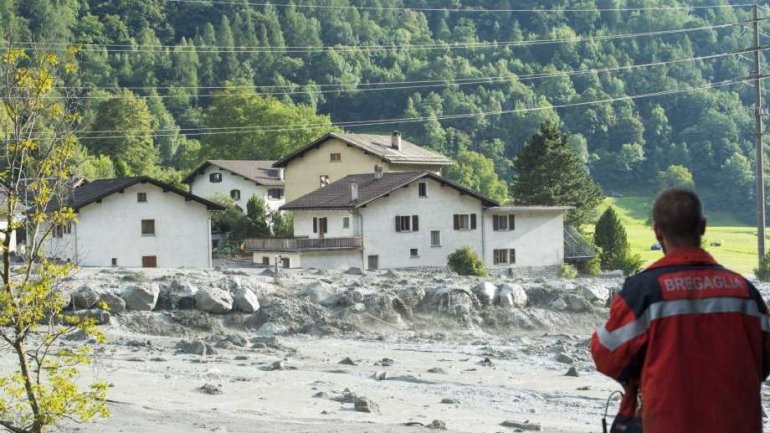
[[163, 0, 755, 14], [3, 22, 745, 54], [13, 49, 751, 101], [11, 77, 740, 142]]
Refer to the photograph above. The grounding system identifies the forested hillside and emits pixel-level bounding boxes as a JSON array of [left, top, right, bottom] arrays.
[[0, 0, 766, 221]]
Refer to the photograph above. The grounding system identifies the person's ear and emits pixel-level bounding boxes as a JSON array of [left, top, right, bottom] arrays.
[[698, 218, 706, 236], [653, 223, 664, 242]]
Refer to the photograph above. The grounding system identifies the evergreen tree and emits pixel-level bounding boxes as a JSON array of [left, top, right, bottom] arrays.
[[246, 195, 270, 237], [271, 211, 294, 238], [594, 207, 629, 271], [512, 121, 604, 226]]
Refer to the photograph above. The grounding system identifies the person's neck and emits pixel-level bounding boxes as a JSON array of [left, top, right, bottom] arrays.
[[663, 243, 701, 256]]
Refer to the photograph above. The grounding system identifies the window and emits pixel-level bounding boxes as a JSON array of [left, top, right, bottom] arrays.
[[418, 182, 427, 197], [230, 189, 241, 200], [320, 175, 330, 188], [111, 258, 118, 266], [209, 172, 222, 183], [141, 219, 155, 236], [268, 188, 284, 200], [367, 255, 379, 270], [493, 249, 517, 265], [313, 217, 328, 234], [430, 230, 441, 247], [395, 215, 419, 232], [343, 217, 350, 229], [262, 257, 270, 266], [142, 256, 157, 268], [54, 222, 72, 238], [410, 248, 419, 258], [330, 153, 341, 162], [137, 192, 147, 203], [453, 214, 477, 230], [493, 215, 516, 231]]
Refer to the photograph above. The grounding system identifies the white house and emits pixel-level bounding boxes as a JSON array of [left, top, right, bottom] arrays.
[[245, 171, 571, 270], [44, 177, 224, 268], [184, 160, 285, 212]]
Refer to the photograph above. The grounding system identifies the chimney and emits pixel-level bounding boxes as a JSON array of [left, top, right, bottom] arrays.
[[350, 181, 359, 202], [374, 164, 383, 180], [391, 131, 402, 150]]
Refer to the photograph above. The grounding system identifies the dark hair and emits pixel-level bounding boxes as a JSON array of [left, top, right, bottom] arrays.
[[652, 188, 704, 247]]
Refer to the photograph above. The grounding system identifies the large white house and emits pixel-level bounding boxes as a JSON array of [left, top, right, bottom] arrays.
[[184, 160, 285, 212], [245, 171, 572, 270], [44, 177, 224, 268]]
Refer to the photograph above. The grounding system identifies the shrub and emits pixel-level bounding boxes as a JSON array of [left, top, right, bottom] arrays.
[[558, 263, 578, 279], [585, 252, 602, 276], [755, 254, 770, 281], [619, 253, 644, 276], [447, 247, 488, 276]]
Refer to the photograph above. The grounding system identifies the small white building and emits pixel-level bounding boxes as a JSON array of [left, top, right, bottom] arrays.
[[184, 160, 285, 212], [44, 177, 224, 268], [246, 171, 571, 270]]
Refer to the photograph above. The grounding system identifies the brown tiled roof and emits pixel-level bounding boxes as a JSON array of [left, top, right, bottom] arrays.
[[281, 171, 498, 210], [47, 177, 225, 211], [273, 133, 453, 168], [183, 160, 284, 186]]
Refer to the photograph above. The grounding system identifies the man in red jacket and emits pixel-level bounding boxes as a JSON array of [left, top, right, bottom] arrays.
[[592, 188, 770, 433]]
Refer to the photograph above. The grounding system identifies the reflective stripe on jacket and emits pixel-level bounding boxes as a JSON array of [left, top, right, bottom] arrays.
[[591, 248, 770, 433]]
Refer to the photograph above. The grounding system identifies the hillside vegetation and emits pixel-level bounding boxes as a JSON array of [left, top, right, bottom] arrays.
[[0, 0, 767, 222]]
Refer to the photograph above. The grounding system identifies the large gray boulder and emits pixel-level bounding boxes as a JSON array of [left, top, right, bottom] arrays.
[[121, 283, 160, 311], [99, 292, 126, 314], [297, 281, 338, 306], [72, 286, 99, 309], [496, 283, 528, 308], [195, 287, 233, 314], [232, 287, 260, 313], [472, 281, 497, 306], [581, 284, 610, 305]]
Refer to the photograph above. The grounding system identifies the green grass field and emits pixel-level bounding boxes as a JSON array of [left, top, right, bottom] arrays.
[[588, 196, 765, 276]]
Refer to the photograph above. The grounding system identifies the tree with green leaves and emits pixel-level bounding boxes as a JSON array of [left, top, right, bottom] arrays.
[[447, 247, 488, 277], [594, 207, 629, 271], [0, 46, 109, 433], [443, 150, 509, 204], [271, 211, 294, 238], [656, 165, 694, 191], [246, 195, 270, 238], [512, 121, 604, 226]]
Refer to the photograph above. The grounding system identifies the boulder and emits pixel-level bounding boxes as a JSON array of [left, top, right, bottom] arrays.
[[232, 287, 260, 313], [99, 292, 126, 314], [121, 283, 160, 311], [581, 284, 610, 305], [176, 339, 214, 356], [68, 309, 111, 325], [297, 281, 338, 306], [195, 287, 233, 314], [565, 294, 592, 313], [344, 267, 364, 276], [353, 396, 379, 413], [496, 283, 527, 308], [472, 281, 497, 306], [72, 287, 99, 309]]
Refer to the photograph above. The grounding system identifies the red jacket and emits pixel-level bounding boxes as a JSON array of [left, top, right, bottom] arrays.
[[592, 248, 770, 433]]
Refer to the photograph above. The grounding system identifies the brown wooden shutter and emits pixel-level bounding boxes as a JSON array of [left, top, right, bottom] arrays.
[[395, 215, 401, 232], [509, 215, 516, 230], [412, 215, 419, 232], [313, 217, 318, 233], [453, 214, 459, 230], [470, 214, 477, 229]]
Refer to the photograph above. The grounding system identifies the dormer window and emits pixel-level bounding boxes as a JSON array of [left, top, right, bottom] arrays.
[[209, 173, 222, 183]]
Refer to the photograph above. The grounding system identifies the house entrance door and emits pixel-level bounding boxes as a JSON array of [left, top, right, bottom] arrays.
[[367, 255, 379, 270]]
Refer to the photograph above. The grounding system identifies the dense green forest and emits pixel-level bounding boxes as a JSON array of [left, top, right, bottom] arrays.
[[0, 0, 767, 221]]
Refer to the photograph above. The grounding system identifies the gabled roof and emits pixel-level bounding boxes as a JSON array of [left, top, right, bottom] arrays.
[[48, 177, 225, 211], [272, 133, 453, 168], [183, 160, 284, 186], [281, 171, 498, 211]]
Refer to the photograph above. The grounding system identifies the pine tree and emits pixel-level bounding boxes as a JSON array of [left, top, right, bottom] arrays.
[[512, 121, 604, 226], [594, 207, 629, 271], [246, 195, 270, 238]]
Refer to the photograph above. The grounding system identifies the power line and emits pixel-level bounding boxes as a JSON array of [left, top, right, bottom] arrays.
[[16, 49, 748, 102], [4, 22, 744, 54], [16, 77, 740, 142], [163, 0, 755, 14]]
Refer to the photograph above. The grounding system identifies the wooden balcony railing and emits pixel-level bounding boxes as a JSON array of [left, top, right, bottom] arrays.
[[244, 237, 363, 252]]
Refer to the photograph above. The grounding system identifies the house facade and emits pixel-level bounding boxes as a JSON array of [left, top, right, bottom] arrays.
[[273, 132, 453, 202], [44, 177, 224, 268], [246, 171, 570, 270], [184, 160, 285, 212]]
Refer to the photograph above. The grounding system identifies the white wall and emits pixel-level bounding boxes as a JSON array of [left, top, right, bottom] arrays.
[[293, 210, 360, 238], [47, 183, 214, 268], [483, 210, 565, 268], [189, 164, 284, 212], [360, 177, 483, 269], [301, 250, 362, 269]]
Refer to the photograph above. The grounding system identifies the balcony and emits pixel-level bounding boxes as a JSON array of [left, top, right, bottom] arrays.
[[244, 237, 363, 252]]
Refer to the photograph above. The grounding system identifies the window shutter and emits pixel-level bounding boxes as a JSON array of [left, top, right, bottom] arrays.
[[313, 217, 318, 233], [412, 215, 419, 232], [453, 214, 459, 230], [510, 249, 516, 264], [395, 215, 401, 232], [509, 215, 516, 230], [470, 214, 477, 229], [493, 216, 499, 231]]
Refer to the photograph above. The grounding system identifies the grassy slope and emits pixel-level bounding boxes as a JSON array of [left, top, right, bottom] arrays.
[[588, 197, 762, 276]]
